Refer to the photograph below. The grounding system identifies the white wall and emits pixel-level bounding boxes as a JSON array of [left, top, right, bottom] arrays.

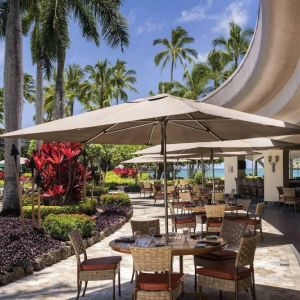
[[224, 156, 238, 194], [263, 150, 287, 202]]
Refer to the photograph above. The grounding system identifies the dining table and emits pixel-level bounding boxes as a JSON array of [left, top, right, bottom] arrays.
[[109, 234, 227, 274]]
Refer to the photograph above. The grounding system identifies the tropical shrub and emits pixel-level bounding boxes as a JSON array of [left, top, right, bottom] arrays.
[[100, 193, 131, 207], [44, 214, 96, 241], [23, 199, 97, 219], [86, 184, 108, 196], [112, 167, 138, 178], [105, 171, 136, 186], [124, 185, 140, 193], [29, 142, 90, 204], [193, 171, 204, 184]]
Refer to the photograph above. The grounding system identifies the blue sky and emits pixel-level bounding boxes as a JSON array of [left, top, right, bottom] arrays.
[[0, 0, 259, 128]]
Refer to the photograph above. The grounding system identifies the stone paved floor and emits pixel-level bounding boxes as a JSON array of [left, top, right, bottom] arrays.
[[1, 194, 300, 300]]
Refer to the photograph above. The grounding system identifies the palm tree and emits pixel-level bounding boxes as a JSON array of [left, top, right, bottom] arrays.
[[23, 73, 36, 103], [153, 26, 197, 82], [41, 0, 129, 120], [213, 22, 254, 70], [81, 60, 114, 110], [64, 64, 84, 116], [0, 88, 4, 125], [173, 64, 210, 100], [149, 81, 176, 96], [43, 81, 55, 122], [112, 59, 137, 104], [0, 0, 24, 213], [22, 1, 53, 127]]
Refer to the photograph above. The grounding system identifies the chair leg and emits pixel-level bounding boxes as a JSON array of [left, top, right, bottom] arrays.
[[194, 266, 197, 291], [113, 276, 115, 300], [235, 280, 238, 300], [82, 281, 88, 297], [219, 290, 223, 300], [250, 272, 257, 300], [199, 286, 203, 300], [260, 226, 263, 240], [76, 280, 82, 300], [118, 269, 121, 296], [130, 264, 135, 283]]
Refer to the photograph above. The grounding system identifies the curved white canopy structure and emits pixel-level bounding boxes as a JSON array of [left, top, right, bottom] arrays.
[[203, 0, 300, 125]]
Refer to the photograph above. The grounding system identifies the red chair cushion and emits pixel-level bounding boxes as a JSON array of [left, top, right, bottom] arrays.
[[80, 256, 121, 271], [175, 215, 195, 224], [137, 273, 183, 291], [245, 219, 261, 225], [207, 222, 222, 227], [196, 262, 251, 280], [197, 249, 237, 261]]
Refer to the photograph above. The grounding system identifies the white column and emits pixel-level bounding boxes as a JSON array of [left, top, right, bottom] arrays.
[[263, 150, 289, 202]]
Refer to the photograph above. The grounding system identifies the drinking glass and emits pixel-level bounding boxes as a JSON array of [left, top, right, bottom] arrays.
[[149, 227, 156, 241]]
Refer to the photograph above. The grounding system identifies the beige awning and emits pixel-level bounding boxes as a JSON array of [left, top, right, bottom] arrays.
[[2, 94, 300, 144]]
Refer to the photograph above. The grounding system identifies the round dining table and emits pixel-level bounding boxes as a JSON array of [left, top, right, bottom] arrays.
[[109, 235, 227, 274], [182, 204, 244, 214]]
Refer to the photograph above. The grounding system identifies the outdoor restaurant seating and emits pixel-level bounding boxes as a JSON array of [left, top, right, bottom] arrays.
[[196, 235, 258, 300], [168, 202, 196, 233], [205, 204, 226, 234], [178, 191, 191, 202], [140, 182, 153, 198], [130, 246, 184, 300], [194, 220, 247, 289], [283, 187, 300, 212], [236, 199, 252, 217], [276, 186, 284, 205], [212, 192, 225, 204], [130, 219, 161, 282], [68, 230, 122, 300]]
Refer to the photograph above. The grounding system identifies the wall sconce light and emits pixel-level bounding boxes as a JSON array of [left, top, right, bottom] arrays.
[[268, 155, 280, 172]]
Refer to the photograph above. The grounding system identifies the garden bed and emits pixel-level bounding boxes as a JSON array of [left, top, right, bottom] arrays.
[[0, 202, 133, 286]]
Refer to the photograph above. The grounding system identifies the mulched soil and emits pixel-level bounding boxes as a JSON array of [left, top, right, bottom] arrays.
[[0, 217, 61, 274]]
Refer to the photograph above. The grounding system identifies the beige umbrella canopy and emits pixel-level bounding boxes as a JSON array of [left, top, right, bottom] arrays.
[[135, 137, 300, 155], [2, 94, 300, 235]]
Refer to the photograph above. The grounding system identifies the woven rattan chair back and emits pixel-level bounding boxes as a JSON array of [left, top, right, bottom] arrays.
[[130, 246, 172, 272], [213, 192, 224, 202], [235, 235, 258, 267], [131, 219, 160, 235], [168, 202, 176, 216], [192, 184, 201, 194], [179, 191, 191, 202], [283, 187, 295, 198], [167, 185, 175, 193], [220, 220, 246, 250], [205, 204, 226, 218], [237, 199, 252, 212], [143, 182, 152, 189], [255, 202, 264, 217], [68, 230, 87, 263], [277, 186, 283, 196]]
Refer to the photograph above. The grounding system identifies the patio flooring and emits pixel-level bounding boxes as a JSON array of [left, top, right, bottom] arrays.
[[1, 194, 300, 300]]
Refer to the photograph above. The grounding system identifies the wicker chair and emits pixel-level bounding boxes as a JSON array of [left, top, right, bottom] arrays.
[[197, 235, 258, 300], [130, 219, 160, 282], [179, 191, 191, 202], [194, 220, 246, 289], [168, 202, 196, 233], [205, 204, 226, 234], [276, 186, 284, 205], [213, 192, 225, 204], [153, 184, 164, 205], [283, 188, 300, 212], [130, 246, 184, 300], [143, 182, 153, 197], [131, 219, 161, 236], [68, 230, 121, 300]]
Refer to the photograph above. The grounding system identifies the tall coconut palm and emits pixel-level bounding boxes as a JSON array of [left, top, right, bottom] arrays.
[[41, 0, 129, 120], [173, 64, 210, 100], [0, 88, 4, 125], [22, 1, 53, 127], [64, 64, 84, 116], [149, 81, 176, 96], [112, 59, 137, 104], [1, 0, 24, 213], [81, 60, 114, 110], [23, 73, 36, 103], [153, 26, 197, 82], [213, 22, 254, 70]]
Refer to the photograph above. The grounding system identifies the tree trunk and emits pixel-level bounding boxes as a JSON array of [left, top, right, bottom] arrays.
[[35, 60, 43, 149], [3, 0, 23, 214], [54, 46, 66, 119], [170, 60, 174, 82]]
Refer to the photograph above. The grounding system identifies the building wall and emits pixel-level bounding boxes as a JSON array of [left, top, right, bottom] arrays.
[[224, 157, 238, 194], [263, 150, 289, 202]]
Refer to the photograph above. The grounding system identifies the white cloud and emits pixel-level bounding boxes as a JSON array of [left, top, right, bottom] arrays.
[[128, 9, 136, 25], [178, 0, 213, 22], [136, 18, 164, 35], [196, 52, 208, 63], [213, 1, 249, 33]]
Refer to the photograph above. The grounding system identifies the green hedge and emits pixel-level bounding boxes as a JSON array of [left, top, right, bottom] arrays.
[[86, 185, 108, 196], [44, 214, 96, 241], [104, 171, 136, 186], [100, 193, 131, 206], [23, 199, 97, 219]]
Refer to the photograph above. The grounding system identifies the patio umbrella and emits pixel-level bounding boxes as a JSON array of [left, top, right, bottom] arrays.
[[2, 94, 300, 235]]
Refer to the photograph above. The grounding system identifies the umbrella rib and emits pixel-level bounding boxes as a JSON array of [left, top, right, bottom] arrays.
[[147, 123, 155, 145], [186, 113, 223, 141], [85, 123, 119, 144], [102, 121, 158, 135], [168, 121, 208, 133]]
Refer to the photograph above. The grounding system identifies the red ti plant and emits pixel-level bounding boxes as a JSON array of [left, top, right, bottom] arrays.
[[30, 142, 89, 205], [113, 167, 138, 178]]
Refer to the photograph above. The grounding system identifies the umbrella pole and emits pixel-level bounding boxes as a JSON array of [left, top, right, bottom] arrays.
[[161, 120, 168, 237], [201, 153, 204, 190], [212, 150, 215, 202]]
